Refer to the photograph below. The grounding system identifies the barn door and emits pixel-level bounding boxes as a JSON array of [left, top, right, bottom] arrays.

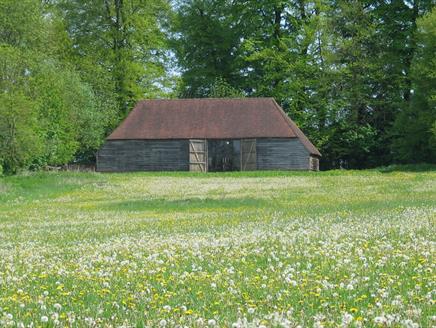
[[241, 139, 256, 171], [189, 139, 207, 172]]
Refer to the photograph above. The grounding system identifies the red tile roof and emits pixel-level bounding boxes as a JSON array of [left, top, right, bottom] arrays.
[[107, 98, 321, 156]]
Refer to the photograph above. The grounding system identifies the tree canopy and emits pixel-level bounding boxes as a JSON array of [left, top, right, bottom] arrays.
[[0, 0, 434, 173]]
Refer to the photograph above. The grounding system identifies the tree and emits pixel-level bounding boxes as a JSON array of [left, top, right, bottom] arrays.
[[392, 9, 436, 163], [172, 0, 434, 168], [0, 92, 42, 174], [172, 0, 244, 97], [0, 1, 112, 172], [57, 0, 173, 117], [207, 77, 244, 98], [30, 63, 106, 166]]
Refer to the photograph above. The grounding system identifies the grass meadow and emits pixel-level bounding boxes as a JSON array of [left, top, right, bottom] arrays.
[[0, 169, 435, 327]]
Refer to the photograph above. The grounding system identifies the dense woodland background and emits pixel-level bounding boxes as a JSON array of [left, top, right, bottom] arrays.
[[0, 0, 435, 174]]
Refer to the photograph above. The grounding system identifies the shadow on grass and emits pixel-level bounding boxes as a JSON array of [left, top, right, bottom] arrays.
[[102, 197, 271, 213]]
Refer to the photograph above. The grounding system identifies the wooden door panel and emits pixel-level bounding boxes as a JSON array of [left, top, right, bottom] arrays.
[[189, 139, 207, 172], [241, 139, 256, 171]]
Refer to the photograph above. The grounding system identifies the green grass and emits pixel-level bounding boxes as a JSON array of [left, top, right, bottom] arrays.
[[0, 170, 435, 327]]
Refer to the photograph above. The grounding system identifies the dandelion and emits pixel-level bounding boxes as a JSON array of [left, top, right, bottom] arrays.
[[1, 173, 434, 327], [374, 316, 386, 325], [341, 312, 353, 327], [41, 316, 49, 323]]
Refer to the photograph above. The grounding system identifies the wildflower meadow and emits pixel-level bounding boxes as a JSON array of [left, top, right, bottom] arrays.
[[0, 170, 435, 327]]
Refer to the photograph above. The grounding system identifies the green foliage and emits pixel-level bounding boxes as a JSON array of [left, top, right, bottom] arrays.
[[172, 0, 244, 97], [0, 43, 40, 174], [0, 92, 42, 174], [1, 0, 435, 173], [0, 1, 112, 171], [172, 0, 434, 168], [207, 77, 244, 98], [322, 123, 378, 169], [392, 9, 436, 163], [30, 63, 106, 165], [58, 0, 173, 117], [0, 0, 44, 48]]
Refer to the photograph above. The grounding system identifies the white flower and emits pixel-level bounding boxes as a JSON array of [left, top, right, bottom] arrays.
[[341, 312, 353, 327], [41, 316, 49, 323], [374, 316, 386, 324], [402, 319, 418, 328], [208, 319, 217, 326], [248, 307, 255, 314], [54, 303, 62, 311], [159, 319, 167, 327]]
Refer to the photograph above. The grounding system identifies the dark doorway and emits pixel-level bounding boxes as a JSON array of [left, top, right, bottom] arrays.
[[208, 140, 241, 172]]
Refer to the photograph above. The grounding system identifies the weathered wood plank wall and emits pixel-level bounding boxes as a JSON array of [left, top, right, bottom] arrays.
[[256, 138, 311, 170], [97, 138, 317, 172], [97, 140, 189, 172]]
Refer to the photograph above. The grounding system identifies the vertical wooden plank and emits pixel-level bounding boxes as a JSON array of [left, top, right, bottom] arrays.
[[241, 139, 256, 171], [256, 138, 311, 170], [189, 139, 207, 172], [96, 140, 189, 172], [204, 138, 208, 172], [309, 156, 319, 171]]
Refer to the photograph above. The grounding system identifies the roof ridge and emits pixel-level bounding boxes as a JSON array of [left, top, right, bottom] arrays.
[[140, 97, 274, 102], [107, 98, 321, 153]]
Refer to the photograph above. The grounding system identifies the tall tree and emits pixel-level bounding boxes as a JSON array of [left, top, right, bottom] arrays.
[[172, 0, 244, 97], [172, 0, 434, 168], [392, 8, 436, 163], [58, 0, 173, 117], [0, 0, 109, 172]]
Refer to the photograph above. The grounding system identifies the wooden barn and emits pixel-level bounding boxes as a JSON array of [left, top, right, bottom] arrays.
[[96, 98, 321, 172]]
